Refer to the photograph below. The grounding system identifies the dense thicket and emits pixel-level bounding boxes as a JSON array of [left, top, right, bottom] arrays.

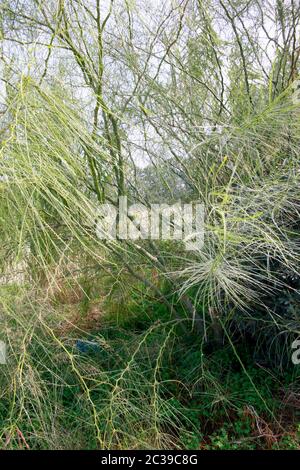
[[0, 0, 300, 450]]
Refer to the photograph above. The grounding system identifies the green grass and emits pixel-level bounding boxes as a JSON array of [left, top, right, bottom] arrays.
[[0, 280, 299, 450]]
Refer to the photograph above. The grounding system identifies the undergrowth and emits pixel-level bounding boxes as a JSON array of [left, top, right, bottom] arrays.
[[0, 277, 299, 450]]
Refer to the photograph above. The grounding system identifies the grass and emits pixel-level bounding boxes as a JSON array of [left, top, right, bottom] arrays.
[[0, 273, 299, 450]]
